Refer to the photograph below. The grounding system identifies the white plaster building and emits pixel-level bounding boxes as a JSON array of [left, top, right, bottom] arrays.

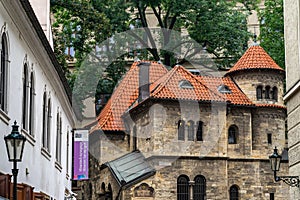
[[0, 0, 78, 199]]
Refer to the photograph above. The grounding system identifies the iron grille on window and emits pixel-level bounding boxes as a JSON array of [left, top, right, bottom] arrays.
[[193, 175, 206, 200], [177, 175, 189, 200]]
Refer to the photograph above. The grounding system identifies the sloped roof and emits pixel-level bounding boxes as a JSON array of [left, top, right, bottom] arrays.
[[226, 45, 284, 75], [104, 151, 155, 187], [93, 61, 168, 131], [199, 76, 253, 106], [92, 61, 256, 133], [150, 65, 226, 102]]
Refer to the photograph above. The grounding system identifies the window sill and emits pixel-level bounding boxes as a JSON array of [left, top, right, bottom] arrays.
[[41, 147, 51, 161], [0, 109, 10, 125], [21, 128, 35, 146], [55, 161, 62, 172]]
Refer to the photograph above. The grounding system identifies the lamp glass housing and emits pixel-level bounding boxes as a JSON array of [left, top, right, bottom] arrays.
[[269, 147, 282, 172], [4, 123, 26, 162]]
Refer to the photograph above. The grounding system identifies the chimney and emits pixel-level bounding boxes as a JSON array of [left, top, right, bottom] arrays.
[[138, 62, 151, 102]]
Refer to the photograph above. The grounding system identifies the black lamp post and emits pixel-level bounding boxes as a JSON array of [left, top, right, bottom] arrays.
[[4, 121, 26, 200], [269, 147, 299, 187]]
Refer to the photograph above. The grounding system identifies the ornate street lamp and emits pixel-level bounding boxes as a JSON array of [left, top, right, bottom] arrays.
[[269, 147, 299, 187], [4, 121, 26, 200]]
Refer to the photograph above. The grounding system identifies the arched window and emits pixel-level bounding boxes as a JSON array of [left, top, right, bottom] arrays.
[[42, 91, 47, 148], [29, 72, 35, 135], [47, 98, 52, 151], [0, 33, 8, 111], [196, 121, 203, 141], [107, 183, 113, 200], [178, 120, 185, 141], [229, 185, 239, 200], [177, 175, 189, 200], [187, 120, 194, 141], [256, 85, 262, 100], [22, 64, 28, 130], [55, 111, 62, 163], [228, 125, 238, 144], [193, 175, 206, 200], [272, 86, 278, 101], [265, 85, 270, 99]]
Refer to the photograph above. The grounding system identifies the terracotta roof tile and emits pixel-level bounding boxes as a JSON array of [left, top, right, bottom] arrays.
[[255, 104, 286, 109], [199, 76, 253, 106], [226, 45, 284, 75], [150, 66, 226, 102], [94, 61, 278, 133], [92, 61, 168, 132]]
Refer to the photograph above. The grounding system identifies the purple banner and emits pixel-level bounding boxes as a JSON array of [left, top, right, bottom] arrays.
[[73, 130, 89, 180]]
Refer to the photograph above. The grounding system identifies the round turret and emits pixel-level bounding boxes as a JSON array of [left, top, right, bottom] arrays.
[[225, 44, 285, 106]]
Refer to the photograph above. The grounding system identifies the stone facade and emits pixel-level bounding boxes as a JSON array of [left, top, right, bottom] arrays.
[[84, 46, 289, 199], [284, 1, 300, 199], [86, 83, 288, 199]]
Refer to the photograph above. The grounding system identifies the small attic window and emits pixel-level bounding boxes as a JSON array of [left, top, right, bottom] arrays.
[[218, 84, 231, 94], [179, 80, 193, 89]]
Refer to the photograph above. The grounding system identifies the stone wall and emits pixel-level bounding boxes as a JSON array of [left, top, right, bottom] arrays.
[[228, 71, 285, 105], [119, 158, 289, 200], [252, 108, 286, 156]]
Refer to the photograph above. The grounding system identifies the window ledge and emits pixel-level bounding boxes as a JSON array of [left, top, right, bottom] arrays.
[[55, 161, 62, 172], [41, 147, 51, 161], [0, 109, 10, 125], [21, 128, 35, 146]]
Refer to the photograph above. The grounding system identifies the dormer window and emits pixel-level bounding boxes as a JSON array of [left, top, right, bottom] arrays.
[[217, 84, 231, 94], [179, 80, 193, 89]]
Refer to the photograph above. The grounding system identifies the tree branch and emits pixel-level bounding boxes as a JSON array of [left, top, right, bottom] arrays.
[[151, 6, 164, 28]]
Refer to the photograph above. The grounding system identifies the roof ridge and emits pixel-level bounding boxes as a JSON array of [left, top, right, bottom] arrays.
[[151, 66, 178, 96]]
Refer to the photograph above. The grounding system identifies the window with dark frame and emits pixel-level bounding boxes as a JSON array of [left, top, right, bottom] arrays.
[[47, 98, 52, 151], [42, 92, 47, 148], [270, 193, 274, 200], [265, 85, 271, 99], [193, 175, 206, 200], [272, 86, 278, 101], [55, 111, 62, 163], [177, 175, 189, 200], [196, 121, 203, 141], [229, 185, 239, 200], [29, 72, 35, 135], [178, 120, 185, 141], [22, 64, 28, 130], [187, 120, 194, 141], [267, 133, 272, 144], [256, 85, 263, 100], [0, 33, 8, 112], [228, 125, 238, 144]]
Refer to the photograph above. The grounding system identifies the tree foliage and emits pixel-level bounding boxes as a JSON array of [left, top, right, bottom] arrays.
[[50, 0, 260, 112], [258, 0, 284, 68]]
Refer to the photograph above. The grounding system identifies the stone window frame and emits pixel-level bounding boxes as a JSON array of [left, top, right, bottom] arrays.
[[256, 85, 278, 101], [256, 85, 263, 100], [228, 125, 238, 144]]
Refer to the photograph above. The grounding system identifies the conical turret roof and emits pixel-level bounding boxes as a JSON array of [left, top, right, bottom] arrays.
[[226, 45, 284, 75]]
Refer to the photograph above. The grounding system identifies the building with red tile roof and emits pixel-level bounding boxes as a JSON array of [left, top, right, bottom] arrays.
[[88, 45, 288, 200]]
